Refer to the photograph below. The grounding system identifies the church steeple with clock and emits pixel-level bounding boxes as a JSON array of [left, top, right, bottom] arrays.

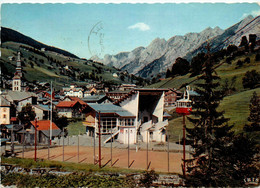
[[12, 51, 23, 92]]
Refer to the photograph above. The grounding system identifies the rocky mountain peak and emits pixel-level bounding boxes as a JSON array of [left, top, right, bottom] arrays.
[[200, 26, 224, 38], [92, 16, 259, 78], [236, 15, 255, 31]]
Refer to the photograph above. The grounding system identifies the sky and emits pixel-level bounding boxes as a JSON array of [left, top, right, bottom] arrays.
[[1, 2, 260, 59]]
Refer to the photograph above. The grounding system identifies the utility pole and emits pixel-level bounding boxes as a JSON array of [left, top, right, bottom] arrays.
[[11, 125, 14, 156], [98, 111, 101, 168], [167, 128, 170, 172], [146, 130, 149, 170], [48, 133, 50, 160], [63, 127, 64, 162], [110, 125, 112, 166], [22, 124, 25, 158], [93, 129, 96, 164], [78, 132, 80, 163], [34, 118, 38, 162], [128, 127, 130, 168], [49, 81, 53, 159]]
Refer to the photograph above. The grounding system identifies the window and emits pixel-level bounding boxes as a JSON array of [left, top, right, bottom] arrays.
[[3, 114, 6, 119]]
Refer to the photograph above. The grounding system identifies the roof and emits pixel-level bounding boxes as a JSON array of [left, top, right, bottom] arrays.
[[188, 90, 199, 96], [167, 89, 182, 94], [82, 95, 107, 102], [134, 88, 169, 92], [10, 117, 17, 122], [5, 124, 24, 132], [177, 99, 192, 102], [120, 84, 136, 87], [13, 74, 21, 79], [163, 112, 171, 117], [56, 101, 79, 108], [45, 91, 58, 98], [66, 96, 87, 105], [33, 104, 50, 111], [63, 87, 83, 92], [30, 120, 60, 131], [1, 138, 9, 143], [0, 95, 10, 107], [4, 90, 37, 102], [87, 103, 135, 117], [41, 129, 61, 137], [107, 90, 130, 94]]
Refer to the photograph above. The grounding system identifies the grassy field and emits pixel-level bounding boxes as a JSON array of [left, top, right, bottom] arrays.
[[168, 88, 259, 142], [150, 53, 260, 92], [67, 121, 86, 136], [168, 114, 194, 143], [33, 65, 60, 77], [1, 41, 125, 89], [218, 88, 260, 133]]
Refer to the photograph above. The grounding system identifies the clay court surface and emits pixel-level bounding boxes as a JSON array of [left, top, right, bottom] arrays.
[[17, 146, 184, 173]]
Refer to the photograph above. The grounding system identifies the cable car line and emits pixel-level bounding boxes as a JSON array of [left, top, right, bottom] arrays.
[[159, 15, 260, 91]]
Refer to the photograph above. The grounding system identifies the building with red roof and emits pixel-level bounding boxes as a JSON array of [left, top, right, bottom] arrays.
[[63, 96, 87, 107], [29, 120, 61, 144], [56, 101, 82, 118]]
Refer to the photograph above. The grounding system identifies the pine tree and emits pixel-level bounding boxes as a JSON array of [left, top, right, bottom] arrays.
[[231, 92, 260, 185], [247, 92, 260, 131], [165, 68, 171, 78], [244, 91, 260, 139], [185, 46, 235, 186]]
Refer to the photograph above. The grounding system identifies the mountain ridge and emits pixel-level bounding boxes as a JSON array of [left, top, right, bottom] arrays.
[[1, 27, 79, 59], [92, 15, 259, 78]]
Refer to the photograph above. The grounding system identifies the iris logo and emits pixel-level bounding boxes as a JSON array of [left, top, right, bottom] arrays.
[[244, 177, 259, 186]]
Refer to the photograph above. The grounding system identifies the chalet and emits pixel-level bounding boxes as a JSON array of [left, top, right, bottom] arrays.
[[28, 120, 61, 145], [56, 101, 82, 118], [106, 90, 130, 102], [0, 95, 11, 125], [62, 84, 84, 98], [118, 84, 137, 91], [33, 105, 50, 120], [84, 87, 97, 96], [164, 89, 182, 107], [83, 88, 169, 144], [63, 96, 87, 108]]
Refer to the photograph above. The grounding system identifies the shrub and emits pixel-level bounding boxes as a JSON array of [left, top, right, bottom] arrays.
[[1, 172, 133, 187], [255, 54, 260, 61], [244, 57, 250, 64], [236, 60, 244, 67], [139, 170, 159, 187], [242, 70, 260, 89]]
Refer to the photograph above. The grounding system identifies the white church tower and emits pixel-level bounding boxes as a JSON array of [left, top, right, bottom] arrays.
[[12, 52, 22, 92]]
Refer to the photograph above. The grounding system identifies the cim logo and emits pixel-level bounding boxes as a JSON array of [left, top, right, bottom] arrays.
[[244, 177, 259, 186]]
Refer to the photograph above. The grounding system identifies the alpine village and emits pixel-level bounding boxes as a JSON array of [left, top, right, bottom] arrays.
[[0, 14, 260, 187]]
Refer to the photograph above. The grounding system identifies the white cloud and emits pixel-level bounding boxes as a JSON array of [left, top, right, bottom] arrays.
[[128, 22, 150, 31], [251, 9, 260, 17], [241, 8, 260, 19]]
